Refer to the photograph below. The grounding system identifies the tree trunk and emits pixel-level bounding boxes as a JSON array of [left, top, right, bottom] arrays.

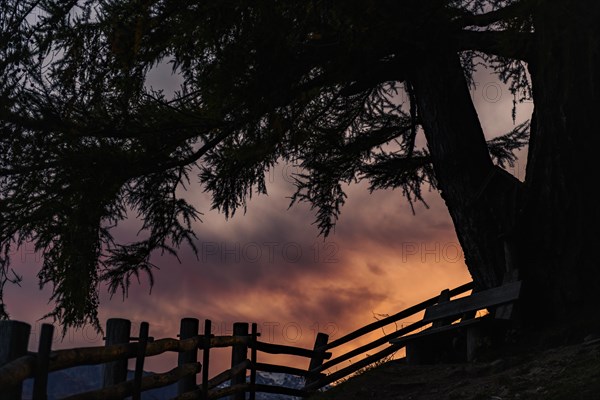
[[410, 46, 523, 292], [517, 0, 600, 327], [413, 0, 600, 331]]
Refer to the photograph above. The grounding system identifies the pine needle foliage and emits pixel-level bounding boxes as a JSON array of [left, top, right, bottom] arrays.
[[1, 0, 530, 330]]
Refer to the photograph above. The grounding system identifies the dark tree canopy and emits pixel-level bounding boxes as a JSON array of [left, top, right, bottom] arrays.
[[2, 0, 597, 333]]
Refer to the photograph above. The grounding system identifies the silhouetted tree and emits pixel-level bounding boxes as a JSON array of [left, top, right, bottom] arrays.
[[1, 0, 596, 332]]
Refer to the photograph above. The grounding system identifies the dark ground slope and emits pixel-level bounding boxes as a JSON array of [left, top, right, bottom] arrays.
[[310, 337, 600, 400]]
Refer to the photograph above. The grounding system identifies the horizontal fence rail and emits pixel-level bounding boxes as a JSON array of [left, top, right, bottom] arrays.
[[63, 363, 201, 400], [252, 340, 332, 359], [0, 281, 474, 399]]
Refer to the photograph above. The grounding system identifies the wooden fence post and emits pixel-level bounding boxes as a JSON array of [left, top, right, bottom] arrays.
[[132, 321, 149, 400], [432, 289, 451, 328], [202, 319, 212, 400], [304, 332, 329, 390], [0, 320, 31, 400], [103, 318, 131, 392], [231, 322, 249, 400], [249, 323, 258, 400], [33, 323, 54, 400], [178, 318, 199, 395]]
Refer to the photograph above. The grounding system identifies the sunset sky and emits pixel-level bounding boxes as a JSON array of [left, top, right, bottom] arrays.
[[4, 65, 532, 378]]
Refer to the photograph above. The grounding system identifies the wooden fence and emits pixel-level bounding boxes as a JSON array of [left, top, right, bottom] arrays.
[[0, 281, 473, 399]]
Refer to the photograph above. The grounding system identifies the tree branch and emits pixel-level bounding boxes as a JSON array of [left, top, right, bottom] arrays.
[[454, 2, 530, 27], [339, 60, 406, 96], [456, 30, 533, 61], [345, 126, 411, 154], [0, 163, 58, 176], [143, 130, 231, 174], [363, 154, 431, 176]]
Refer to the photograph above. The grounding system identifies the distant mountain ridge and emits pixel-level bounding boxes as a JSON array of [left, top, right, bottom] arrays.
[[22, 365, 307, 399]]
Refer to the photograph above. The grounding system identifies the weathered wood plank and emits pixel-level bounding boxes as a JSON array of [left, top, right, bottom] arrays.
[[325, 281, 473, 350], [207, 383, 249, 400], [0, 335, 249, 389], [209, 335, 250, 348], [304, 332, 329, 388], [208, 359, 250, 390], [495, 269, 521, 319], [133, 322, 149, 400], [315, 318, 430, 374], [304, 344, 401, 392], [231, 323, 249, 400], [254, 362, 311, 377], [423, 281, 521, 322], [201, 319, 212, 400], [177, 318, 199, 395], [50, 338, 190, 371], [202, 383, 310, 400], [431, 289, 451, 328], [63, 362, 201, 400], [0, 320, 31, 400], [391, 318, 476, 344], [172, 360, 251, 400], [208, 360, 249, 394], [252, 340, 332, 359], [390, 315, 512, 346], [249, 323, 258, 400], [0, 355, 36, 389], [252, 384, 310, 398], [33, 323, 54, 400], [103, 318, 131, 389]]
